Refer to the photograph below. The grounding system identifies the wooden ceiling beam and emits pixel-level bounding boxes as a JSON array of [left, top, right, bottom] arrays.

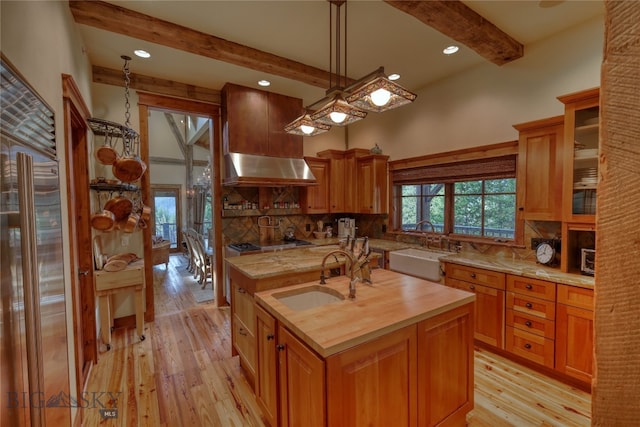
[[384, 0, 523, 65], [71, 0, 331, 88], [92, 65, 221, 104]]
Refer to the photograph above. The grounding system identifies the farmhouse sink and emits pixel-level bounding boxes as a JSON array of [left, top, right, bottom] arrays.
[[273, 285, 345, 311], [389, 248, 444, 282]]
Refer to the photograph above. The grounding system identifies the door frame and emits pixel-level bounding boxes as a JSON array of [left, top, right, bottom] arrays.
[[62, 75, 95, 414], [137, 93, 223, 311], [150, 184, 183, 253]]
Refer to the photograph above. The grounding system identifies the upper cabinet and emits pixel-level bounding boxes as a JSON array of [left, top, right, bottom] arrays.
[[514, 116, 564, 221], [301, 157, 330, 214], [222, 83, 303, 158], [357, 154, 389, 214], [558, 88, 599, 223], [318, 149, 362, 213]]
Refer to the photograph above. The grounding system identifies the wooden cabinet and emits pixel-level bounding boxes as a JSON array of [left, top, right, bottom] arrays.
[[514, 116, 564, 221], [222, 83, 303, 158], [505, 275, 556, 368], [357, 154, 389, 214], [555, 285, 594, 384], [300, 157, 330, 214], [327, 324, 417, 427], [417, 304, 474, 427], [558, 87, 599, 223], [231, 282, 256, 383], [445, 263, 505, 349], [317, 149, 365, 213], [277, 325, 326, 427], [256, 305, 278, 427]]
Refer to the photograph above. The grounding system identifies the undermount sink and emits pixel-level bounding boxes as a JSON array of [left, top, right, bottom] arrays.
[[389, 248, 444, 282], [273, 285, 345, 311]]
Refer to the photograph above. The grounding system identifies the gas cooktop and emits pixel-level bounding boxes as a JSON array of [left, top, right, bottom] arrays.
[[228, 239, 312, 253]]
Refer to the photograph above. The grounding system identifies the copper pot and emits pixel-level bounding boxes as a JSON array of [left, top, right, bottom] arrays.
[[104, 196, 133, 221], [90, 210, 115, 231], [140, 204, 151, 222], [96, 144, 118, 166], [123, 212, 140, 233], [112, 156, 147, 183]]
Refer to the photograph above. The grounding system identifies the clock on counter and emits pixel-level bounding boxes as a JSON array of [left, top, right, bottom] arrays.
[[532, 238, 561, 266]]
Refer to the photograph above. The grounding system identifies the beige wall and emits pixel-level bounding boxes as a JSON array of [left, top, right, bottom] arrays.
[[1, 0, 95, 422], [304, 16, 604, 161]]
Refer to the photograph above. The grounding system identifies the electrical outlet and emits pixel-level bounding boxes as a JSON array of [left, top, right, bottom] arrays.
[[121, 235, 129, 247]]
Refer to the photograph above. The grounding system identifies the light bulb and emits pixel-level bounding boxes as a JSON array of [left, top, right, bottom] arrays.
[[370, 88, 391, 106], [330, 111, 347, 123], [300, 125, 315, 135]]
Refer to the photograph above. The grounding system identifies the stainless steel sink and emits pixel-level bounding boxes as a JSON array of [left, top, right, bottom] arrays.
[[272, 285, 345, 311]]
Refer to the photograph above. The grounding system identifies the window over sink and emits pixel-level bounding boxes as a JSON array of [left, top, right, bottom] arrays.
[[391, 151, 518, 242]]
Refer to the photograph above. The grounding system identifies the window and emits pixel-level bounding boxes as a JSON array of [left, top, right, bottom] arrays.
[[400, 184, 445, 232], [453, 179, 516, 239], [391, 151, 518, 242]]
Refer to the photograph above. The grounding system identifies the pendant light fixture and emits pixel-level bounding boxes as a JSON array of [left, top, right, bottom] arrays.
[[284, 0, 417, 136]]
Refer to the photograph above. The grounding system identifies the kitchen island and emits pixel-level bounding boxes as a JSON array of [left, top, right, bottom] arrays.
[[229, 249, 475, 427]]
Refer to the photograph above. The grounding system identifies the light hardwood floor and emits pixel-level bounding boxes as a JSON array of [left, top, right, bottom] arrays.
[[81, 255, 591, 426]]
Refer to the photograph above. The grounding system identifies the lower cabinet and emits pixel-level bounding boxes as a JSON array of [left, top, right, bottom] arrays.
[[257, 302, 474, 427], [232, 282, 256, 382], [445, 263, 505, 349], [555, 284, 594, 383]]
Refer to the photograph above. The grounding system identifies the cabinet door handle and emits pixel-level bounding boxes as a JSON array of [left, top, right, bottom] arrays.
[[267, 334, 274, 341], [276, 344, 285, 351], [525, 302, 533, 309], [525, 284, 533, 290], [238, 287, 246, 293], [470, 273, 476, 278], [524, 343, 532, 349], [525, 321, 532, 327], [469, 285, 475, 291], [238, 328, 247, 336]]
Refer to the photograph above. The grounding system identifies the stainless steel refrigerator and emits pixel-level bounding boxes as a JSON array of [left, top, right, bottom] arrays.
[[1, 56, 71, 426]]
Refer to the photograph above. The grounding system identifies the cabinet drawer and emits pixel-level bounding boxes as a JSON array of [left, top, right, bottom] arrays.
[[506, 308, 555, 339], [507, 292, 555, 320], [557, 284, 593, 310], [234, 285, 255, 333], [95, 266, 144, 291], [445, 263, 505, 290], [507, 275, 556, 301], [506, 326, 554, 368], [233, 314, 256, 370]]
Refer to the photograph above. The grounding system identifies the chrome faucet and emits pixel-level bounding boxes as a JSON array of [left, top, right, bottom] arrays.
[[319, 249, 366, 299]]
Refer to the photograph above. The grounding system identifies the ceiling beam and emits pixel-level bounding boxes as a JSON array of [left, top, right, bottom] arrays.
[[384, 0, 523, 65], [70, 0, 332, 88], [93, 65, 220, 104], [163, 113, 188, 158]]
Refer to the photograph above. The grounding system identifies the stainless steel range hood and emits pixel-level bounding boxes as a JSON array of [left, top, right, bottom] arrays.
[[223, 152, 317, 187]]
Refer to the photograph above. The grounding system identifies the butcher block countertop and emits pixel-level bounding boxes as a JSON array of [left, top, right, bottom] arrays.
[[255, 269, 475, 358]]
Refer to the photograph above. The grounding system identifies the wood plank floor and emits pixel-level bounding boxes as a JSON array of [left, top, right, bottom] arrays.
[[81, 255, 591, 426]]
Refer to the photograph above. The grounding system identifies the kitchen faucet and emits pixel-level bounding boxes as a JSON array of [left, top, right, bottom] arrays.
[[319, 249, 371, 299], [413, 220, 442, 249]]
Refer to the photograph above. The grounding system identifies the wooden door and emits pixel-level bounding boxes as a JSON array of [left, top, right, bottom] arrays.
[[556, 303, 593, 383], [514, 116, 564, 221], [327, 324, 417, 427], [301, 157, 330, 214], [256, 305, 278, 427], [417, 303, 474, 427], [278, 326, 325, 427]]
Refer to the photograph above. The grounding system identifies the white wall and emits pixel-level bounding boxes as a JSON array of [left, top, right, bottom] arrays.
[[306, 16, 604, 161], [1, 0, 95, 422]]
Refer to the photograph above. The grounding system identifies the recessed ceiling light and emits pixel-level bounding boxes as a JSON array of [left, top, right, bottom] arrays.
[[388, 73, 400, 81], [443, 45, 459, 55], [134, 49, 151, 58], [258, 79, 271, 87]]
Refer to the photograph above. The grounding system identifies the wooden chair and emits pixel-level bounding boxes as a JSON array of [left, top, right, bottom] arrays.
[[191, 232, 212, 288], [182, 230, 196, 274]]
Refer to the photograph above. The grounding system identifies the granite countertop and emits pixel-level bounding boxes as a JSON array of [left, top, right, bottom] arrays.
[[305, 237, 419, 252], [226, 244, 380, 280], [440, 253, 595, 289], [255, 269, 475, 358]]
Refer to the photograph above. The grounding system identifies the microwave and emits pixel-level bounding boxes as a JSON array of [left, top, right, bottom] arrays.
[[581, 249, 595, 276]]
